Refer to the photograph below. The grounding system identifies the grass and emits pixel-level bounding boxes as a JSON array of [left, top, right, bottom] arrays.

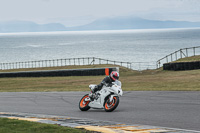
[[173, 55, 200, 62], [0, 117, 91, 133], [0, 62, 200, 92]]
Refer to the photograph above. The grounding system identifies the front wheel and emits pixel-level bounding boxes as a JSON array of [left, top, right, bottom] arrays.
[[104, 96, 119, 112], [79, 94, 90, 111]]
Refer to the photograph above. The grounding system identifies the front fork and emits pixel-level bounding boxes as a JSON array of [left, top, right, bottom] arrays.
[[108, 95, 114, 103], [108, 95, 118, 103]]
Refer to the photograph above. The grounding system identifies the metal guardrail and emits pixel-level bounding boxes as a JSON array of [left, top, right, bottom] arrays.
[[156, 46, 200, 68], [1, 47, 200, 71], [0, 57, 156, 71]]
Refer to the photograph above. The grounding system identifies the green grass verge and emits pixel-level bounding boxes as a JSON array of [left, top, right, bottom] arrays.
[[0, 117, 91, 133], [173, 55, 200, 62], [0, 62, 200, 92]]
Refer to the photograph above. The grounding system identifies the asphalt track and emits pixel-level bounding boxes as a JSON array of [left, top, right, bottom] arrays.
[[0, 91, 199, 131]]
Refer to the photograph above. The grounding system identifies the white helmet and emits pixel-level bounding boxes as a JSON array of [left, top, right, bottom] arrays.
[[110, 71, 119, 81]]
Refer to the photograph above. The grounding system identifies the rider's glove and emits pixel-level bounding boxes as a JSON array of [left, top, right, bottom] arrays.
[[108, 83, 112, 87]]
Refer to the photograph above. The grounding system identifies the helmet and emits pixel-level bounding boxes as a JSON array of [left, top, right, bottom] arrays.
[[110, 71, 119, 81]]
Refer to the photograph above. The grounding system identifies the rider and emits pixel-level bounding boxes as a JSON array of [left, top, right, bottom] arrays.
[[89, 71, 120, 99]]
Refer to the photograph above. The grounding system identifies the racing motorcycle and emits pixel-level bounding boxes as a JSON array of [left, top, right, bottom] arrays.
[[79, 80, 123, 112]]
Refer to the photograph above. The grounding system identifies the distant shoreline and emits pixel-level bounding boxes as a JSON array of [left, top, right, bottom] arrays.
[[1, 27, 200, 35]]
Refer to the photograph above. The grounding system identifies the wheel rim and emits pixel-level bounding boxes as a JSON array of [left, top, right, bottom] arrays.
[[105, 97, 117, 110], [80, 95, 90, 108]]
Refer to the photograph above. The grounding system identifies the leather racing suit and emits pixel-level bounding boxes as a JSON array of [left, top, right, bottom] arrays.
[[93, 76, 115, 93]]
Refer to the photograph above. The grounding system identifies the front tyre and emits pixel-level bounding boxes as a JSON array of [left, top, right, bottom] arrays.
[[79, 94, 90, 111], [104, 96, 119, 112]]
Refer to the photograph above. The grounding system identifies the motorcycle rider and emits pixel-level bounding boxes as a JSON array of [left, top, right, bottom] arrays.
[[89, 71, 120, 100]]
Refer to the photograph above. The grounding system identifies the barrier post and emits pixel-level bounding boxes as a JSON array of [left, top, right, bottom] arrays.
[[186, 48, 188, 57], [180, 49, 182, 58], [171, 54, 173, 62], [166, 56, 168, 63]]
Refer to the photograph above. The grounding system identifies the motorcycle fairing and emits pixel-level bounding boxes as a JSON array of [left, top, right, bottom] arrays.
[[88, 86, 115, 108]]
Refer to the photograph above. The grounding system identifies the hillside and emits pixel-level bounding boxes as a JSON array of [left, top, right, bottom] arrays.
[[67, 16, 200, 31], [1, 17, 200, 32], [0, 62, 200, 91], [173, 55, 200, 62], [0, 21, 67, 33]]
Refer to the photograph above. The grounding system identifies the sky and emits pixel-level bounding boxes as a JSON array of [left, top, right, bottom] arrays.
[[0, 0, 200, 27]]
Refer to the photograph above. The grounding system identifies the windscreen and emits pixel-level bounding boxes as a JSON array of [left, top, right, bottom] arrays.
[[114, 80, 122, 87]]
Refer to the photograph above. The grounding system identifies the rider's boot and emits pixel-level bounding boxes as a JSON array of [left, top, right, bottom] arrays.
[[89, 91, 96, 101], [89, 86, 98, 101]]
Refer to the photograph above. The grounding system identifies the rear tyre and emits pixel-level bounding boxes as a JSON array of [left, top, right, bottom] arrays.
[[104, 96, 119, 112], [79, 94, 91, 111]]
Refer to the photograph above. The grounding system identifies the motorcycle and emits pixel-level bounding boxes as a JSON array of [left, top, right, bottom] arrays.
[[79, 80, 123, 112]]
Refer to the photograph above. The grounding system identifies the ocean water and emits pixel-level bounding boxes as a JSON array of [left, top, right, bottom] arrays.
[[1, 28, 200, 69]]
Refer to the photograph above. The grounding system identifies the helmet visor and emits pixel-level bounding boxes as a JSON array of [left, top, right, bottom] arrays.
[[113, 75, 119, 80]]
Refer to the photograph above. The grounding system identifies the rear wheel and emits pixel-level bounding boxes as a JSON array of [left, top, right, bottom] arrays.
[[79, 94, 90, 111], [104, 96, 119, 112]]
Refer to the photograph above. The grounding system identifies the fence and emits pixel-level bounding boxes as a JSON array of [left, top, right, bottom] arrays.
[[156, 46, 200, 68], [0, 57, 156, 71]]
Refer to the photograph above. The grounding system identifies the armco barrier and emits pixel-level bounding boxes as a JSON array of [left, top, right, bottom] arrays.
[[0, 67, 118, 78], [163, 61, 200, 71]]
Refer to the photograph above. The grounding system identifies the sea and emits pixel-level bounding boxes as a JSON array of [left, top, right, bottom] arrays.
[[1, 28, 200, 70]]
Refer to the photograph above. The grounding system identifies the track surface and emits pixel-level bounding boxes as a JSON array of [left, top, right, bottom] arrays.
[[0, 91, 199, 131]]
